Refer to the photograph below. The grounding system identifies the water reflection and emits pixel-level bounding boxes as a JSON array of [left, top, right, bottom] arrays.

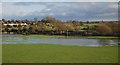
[[98, 39, 110, 46], [2, 34, 119, 46], [99, 38, 119, 46]]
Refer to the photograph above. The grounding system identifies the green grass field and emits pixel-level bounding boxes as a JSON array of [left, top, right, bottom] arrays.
[[0, 44, 2, 64], [2, 44, 118, 63]]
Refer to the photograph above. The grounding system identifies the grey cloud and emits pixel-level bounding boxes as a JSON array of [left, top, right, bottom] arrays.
[[3, 2, 118, 21], [13, 2, 41, 6]]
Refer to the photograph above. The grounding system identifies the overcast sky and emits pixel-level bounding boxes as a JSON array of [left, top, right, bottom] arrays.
[[2, 2, 118, 21], [1, 0, 119, 2]]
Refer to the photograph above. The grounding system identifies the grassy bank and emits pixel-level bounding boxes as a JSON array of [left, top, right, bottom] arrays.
[[82, 36, 119, 39], [2, 44, 118, 63], [9, 34, 119, 39], [6, 34, 67, 39]]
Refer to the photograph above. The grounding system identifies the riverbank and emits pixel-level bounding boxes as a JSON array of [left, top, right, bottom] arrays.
[[3, 34, 119, 39], [29, 35, 119, 39], [81, 36, 119, 39], [2, 44, 118, 63]]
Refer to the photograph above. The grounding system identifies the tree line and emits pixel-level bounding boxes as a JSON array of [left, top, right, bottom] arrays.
[[1, 16, 120, 37]]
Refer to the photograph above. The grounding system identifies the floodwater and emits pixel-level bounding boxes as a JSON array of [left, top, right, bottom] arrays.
[[2, 34, 119, 46]]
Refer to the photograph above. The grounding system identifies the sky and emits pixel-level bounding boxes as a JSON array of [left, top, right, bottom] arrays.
[[1, 0, 120, 2], [1, 2, 119, 21], [0, 3, 1, 20]]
